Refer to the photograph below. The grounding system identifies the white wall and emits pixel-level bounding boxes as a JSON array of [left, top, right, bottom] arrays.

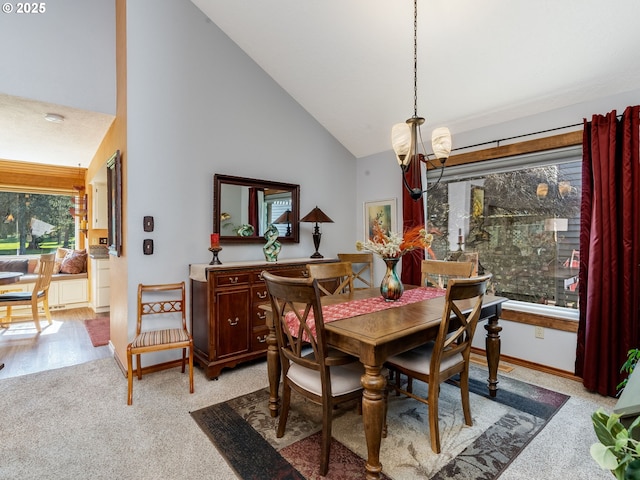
[[0, 0, 115, 115], [355, 150, 406, 286], [471, 319, 577, 373], [124, 0, 357, 361]]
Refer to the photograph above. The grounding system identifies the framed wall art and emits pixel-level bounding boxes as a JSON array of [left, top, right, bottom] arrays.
[[107, 149, 122, 257], [363, 198, 397, 241]]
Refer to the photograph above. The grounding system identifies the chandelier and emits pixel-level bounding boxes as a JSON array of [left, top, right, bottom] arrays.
[[391, 0, 452, 201]]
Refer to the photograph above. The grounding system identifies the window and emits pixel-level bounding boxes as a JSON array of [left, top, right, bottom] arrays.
[[0, 190, 78, 255], [426, 147, 581, 309]]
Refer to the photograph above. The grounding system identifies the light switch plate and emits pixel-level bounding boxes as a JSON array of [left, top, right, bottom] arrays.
[[143, 216, 154, 232], [143, 239, 154, 255]]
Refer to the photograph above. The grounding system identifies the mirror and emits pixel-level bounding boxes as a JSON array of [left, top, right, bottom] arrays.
[[213, 174, 300, 244], [107, 150, 122, 256]]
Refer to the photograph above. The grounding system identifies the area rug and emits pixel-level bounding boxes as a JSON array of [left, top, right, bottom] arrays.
[[83, 317, 109, 347], [191, 366, 569, 480]]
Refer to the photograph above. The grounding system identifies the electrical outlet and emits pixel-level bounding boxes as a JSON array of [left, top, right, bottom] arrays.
[[99, 237, 108, 245], [535, 326, 544, 339]]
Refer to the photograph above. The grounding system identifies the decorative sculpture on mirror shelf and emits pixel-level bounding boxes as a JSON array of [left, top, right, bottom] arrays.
[[263, 224, 281, 262]]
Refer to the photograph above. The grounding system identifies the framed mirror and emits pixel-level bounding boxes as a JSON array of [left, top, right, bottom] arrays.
[[107, 150, 122, 256], [213, 174, 300, 244]]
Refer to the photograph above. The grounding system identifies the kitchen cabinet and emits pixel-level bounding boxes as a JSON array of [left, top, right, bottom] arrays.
[[92, 182, 108, 229], [90, 257, 110, 313]]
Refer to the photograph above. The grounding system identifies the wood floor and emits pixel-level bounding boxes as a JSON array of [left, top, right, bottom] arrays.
[[0, 307, 112, 380]]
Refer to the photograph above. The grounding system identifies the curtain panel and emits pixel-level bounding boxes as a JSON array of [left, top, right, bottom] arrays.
[[401, 155, 425, 286], [576, 105, 640, 396]]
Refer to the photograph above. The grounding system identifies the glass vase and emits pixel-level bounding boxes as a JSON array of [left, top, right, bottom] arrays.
[[380, 257, 404, 301]]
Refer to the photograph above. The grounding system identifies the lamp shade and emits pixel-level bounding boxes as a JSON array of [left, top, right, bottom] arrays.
[[273, 210, 292, 224], [301, 206, 333, 224], [391, 122, 412, 167], [431, 127, 452, 159]]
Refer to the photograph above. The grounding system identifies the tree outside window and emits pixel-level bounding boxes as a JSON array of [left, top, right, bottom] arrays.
[[0, 191, 76, 255]]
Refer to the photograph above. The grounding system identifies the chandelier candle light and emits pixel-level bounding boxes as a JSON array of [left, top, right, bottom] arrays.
[[356, 223, 433, 301], [392, 0, 452, 200]]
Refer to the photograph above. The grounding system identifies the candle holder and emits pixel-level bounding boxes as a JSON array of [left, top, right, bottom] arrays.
[[208, 246, 223, 265]]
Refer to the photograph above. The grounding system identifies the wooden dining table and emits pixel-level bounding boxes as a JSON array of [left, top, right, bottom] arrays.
[[0, 271, 24, 371], [0, 271, 24, 286], [264, 285, 507, 480]]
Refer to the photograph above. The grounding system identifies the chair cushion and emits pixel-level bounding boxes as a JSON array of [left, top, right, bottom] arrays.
[[287, 361, 364, 397], [0, 291, 44, 301], [387, 342, 463, 375], [130, 328, 190, 348]]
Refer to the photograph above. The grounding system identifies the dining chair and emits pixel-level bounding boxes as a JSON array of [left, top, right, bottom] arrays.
[[386, 274, 492, 454], [262, 271, 365, 476], [0, 253, 55, 332], [307, 261, 354, 296], [337, 253, 374, 289], [126, 282, 194, 405], [421, 259, 474, 289]]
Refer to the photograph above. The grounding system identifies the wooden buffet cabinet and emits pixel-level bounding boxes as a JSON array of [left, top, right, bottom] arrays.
[[190, 258, 335, 379]]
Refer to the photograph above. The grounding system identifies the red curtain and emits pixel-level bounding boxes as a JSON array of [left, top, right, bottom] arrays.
[[401, 155, 425, 285], [576, 105, 640, 396], [248, 188, 262, 236]]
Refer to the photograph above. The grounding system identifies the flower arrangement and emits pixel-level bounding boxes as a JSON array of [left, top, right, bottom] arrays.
[[356, 223, 433, 259]]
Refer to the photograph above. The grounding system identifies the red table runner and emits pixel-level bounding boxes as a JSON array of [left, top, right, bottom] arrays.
[[285, 287, 446, 341]]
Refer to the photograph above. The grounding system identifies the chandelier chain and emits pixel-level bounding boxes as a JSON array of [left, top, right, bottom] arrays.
[[413, 0, 418, 118]]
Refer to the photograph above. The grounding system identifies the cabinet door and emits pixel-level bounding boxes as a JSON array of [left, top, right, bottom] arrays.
[[215, 289, 250, 358], [92, 182, 108, 229]]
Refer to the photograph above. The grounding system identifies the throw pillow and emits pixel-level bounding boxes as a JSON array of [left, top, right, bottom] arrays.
[[0, 259, 29, 273], [59, 249, 87, 274]]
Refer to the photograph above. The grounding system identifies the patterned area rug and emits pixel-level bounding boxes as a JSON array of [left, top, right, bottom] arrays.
[[191, 366, 569, 480], [83, 317, 109, 347]]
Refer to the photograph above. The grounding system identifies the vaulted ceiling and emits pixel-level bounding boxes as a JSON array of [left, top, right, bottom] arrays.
[[192, 0, 640, 157], [2, 0, 639, 168]]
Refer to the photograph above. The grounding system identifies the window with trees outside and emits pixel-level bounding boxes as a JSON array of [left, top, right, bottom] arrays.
[[0, 190, 79, 255], [426, 147, 581, 310]]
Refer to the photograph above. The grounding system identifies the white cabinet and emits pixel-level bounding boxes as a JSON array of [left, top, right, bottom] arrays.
[[91, 258, 110, 313], [11, 277, 89, 311], [92, 182, 108, 229]]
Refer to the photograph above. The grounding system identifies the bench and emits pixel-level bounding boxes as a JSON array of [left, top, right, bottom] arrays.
[[0, 256, 89, 310]]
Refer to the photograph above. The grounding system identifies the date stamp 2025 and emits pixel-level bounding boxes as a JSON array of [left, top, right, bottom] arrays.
[[2, 2, 47, 14]]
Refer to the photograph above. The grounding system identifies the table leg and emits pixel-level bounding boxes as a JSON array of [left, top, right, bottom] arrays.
[[361, 364, 386, 480], [266, 318, 281, 417], [484, 310, 502, 397]]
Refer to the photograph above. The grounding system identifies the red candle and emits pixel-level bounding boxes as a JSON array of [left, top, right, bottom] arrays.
[[211, 233, 220, 247]]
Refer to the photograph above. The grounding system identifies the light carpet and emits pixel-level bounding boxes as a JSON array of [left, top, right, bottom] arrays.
[[0, 356, 617, 480]]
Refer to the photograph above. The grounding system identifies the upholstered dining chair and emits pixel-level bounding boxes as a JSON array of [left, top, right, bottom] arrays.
[[337, 253, 374, 289], [262, 271, 365, 476], [386, 274, 492, 454], [126, 282, 194, 405], [307, 261, 354, 296], [0, 253, 55, 332], [421, 259, 474, 289]]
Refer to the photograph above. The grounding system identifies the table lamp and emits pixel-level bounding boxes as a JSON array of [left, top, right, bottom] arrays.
[[300, 206, 333, 258], [273, 209, 292, 236]]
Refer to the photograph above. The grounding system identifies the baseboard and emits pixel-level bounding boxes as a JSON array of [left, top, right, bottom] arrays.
[[470, 346, 581, 382]]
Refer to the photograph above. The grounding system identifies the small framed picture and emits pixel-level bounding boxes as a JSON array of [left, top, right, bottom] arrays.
[[363, 198, 397, 241]]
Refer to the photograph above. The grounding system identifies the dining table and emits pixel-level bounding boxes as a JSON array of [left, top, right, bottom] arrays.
[[263, 285, 507, 480], [0, 271, 24, 371], [0, 271, 24, 286]]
